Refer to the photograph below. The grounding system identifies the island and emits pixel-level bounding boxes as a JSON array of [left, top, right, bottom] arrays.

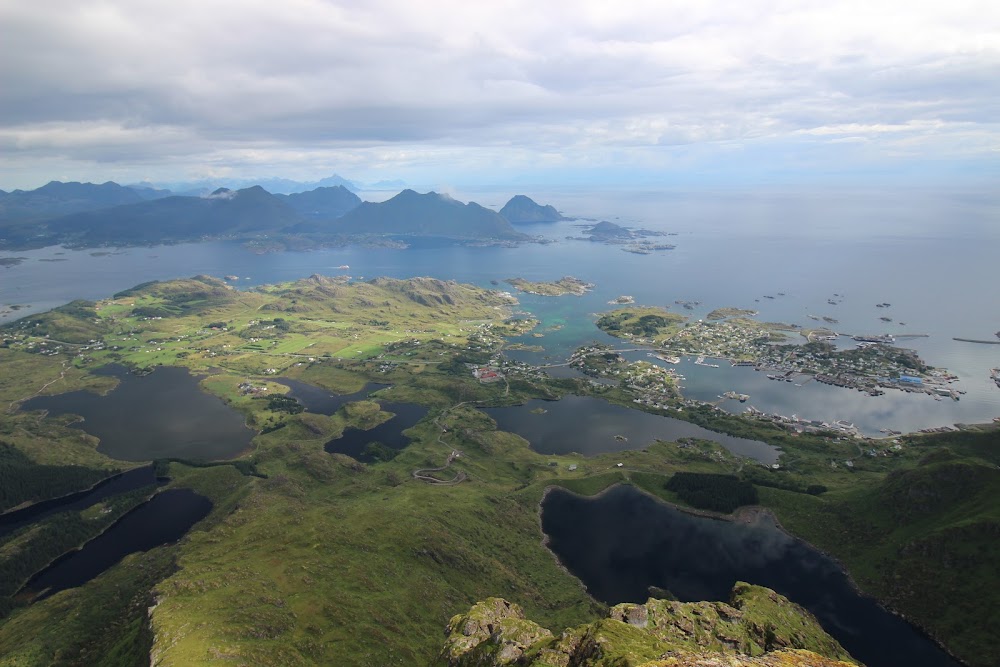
[[706, 306, 759, 320], [0, 276, 995, 667], [566, 220, 676, 253], [608, 295, 635, 304], [504, 275, 595, 296]]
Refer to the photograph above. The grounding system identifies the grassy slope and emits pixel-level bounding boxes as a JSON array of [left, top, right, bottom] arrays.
[[759, 430, 1000, 667]]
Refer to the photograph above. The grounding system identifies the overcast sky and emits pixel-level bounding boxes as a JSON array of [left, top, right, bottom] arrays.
[[1, 0, 998, 190]]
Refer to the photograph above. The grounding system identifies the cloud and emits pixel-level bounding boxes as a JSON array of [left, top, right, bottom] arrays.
[[1, 0, 998, 188]]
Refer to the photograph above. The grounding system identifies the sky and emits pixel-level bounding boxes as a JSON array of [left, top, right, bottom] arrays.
[[1, 0, 998, 191]]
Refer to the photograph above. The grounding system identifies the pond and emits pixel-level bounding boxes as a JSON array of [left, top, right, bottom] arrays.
[[277, 377, 388, 415], [21, 488, 212, 601], [483, 395, 779, 464], [20, 365, 254, 461], [541, 484, 960, 667], [324, 401, 428, 463]]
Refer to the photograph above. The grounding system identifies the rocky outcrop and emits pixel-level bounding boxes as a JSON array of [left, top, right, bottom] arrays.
[[440, 583, 859, 667]]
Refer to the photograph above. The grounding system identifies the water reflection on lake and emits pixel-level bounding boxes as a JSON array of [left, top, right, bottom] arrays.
[[20, 365, 253, 461], [483, 395, 779, 464], [541, 485, 960, 667]]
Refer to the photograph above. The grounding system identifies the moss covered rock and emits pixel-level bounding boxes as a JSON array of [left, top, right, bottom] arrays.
[[440, 584, 859, 667]]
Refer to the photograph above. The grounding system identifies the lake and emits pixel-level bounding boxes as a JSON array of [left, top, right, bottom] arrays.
[[21, 488, 212, 601], [541, 484, 961, 667], [278, 377, 389, 415], [483, 395, 780, 464], [324, 401, 428, 462], [2, 188, 998, 433], [20, 364, 253, 461]]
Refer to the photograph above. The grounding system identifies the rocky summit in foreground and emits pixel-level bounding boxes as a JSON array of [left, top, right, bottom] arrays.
[[440, 583, 859, 667]]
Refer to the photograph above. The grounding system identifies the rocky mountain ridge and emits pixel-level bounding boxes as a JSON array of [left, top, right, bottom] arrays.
[[441, 583, 858, 667]]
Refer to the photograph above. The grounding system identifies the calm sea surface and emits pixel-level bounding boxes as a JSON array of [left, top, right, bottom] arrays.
[[3, 188, 998, 433]]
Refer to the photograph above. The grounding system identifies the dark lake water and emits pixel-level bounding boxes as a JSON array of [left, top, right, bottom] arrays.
[[0, 465, 158, 539], [483, 395, 780, 464], [324, 401, 428, 462], [20, 365, 253, 461], [278, 377, 388, 415], [22, 488, 211, 601], [541, 485, 961, 667]]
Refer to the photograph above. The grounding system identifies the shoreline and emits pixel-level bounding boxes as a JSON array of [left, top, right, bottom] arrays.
[[537, 480, 969, 667]]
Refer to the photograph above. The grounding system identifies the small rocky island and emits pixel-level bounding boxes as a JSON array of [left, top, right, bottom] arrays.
[[608, 295, 635, 304], [568, 220, 676, 254], [707, 306, 759, 320], [504, 276, 595, 296]]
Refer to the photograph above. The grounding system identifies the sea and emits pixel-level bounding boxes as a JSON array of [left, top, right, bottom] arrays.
[[2, 186, 998, 435]]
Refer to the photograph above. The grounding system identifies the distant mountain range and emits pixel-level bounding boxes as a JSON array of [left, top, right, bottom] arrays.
[[0, 181, 552, 249], [337, 190, 525, 240], [0, 181, 171, 222], [128, 173, 408, 196]]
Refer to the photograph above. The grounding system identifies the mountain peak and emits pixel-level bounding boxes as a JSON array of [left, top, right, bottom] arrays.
[[336, 190, 526, 240], [499, 195, 564, 223]]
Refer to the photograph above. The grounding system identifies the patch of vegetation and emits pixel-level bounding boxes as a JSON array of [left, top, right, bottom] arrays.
[[0, 442, 113, 512], [706, 307, 758, 320], [595, 306, 686, 341], [664, 472, 759, 513], [260, 394, 304, 414]]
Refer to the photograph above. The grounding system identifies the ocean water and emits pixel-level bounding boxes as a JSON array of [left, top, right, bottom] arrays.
[[2, 188, 998, 433]]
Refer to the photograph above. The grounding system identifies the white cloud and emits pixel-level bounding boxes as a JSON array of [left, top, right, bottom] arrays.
[[0, 0, 998, 187]]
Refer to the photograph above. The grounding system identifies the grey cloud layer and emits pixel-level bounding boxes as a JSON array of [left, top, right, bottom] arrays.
[[1, 0, 997, 185]]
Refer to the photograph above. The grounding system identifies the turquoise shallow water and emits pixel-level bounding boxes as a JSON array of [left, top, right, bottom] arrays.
[[2, 188, 998, 432]]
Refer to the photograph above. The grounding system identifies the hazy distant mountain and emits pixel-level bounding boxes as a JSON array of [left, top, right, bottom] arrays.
[[365, 179, 407, 190], [499, 195, 565, 223], [275, 186, 362, 222], [312, 174, 359, 192], [0, 181, 532, 249], [0, 181, 171, 222], [41, 186, 301, 245], [335, 190, 526, 240], [141, 173, 360, 195]]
